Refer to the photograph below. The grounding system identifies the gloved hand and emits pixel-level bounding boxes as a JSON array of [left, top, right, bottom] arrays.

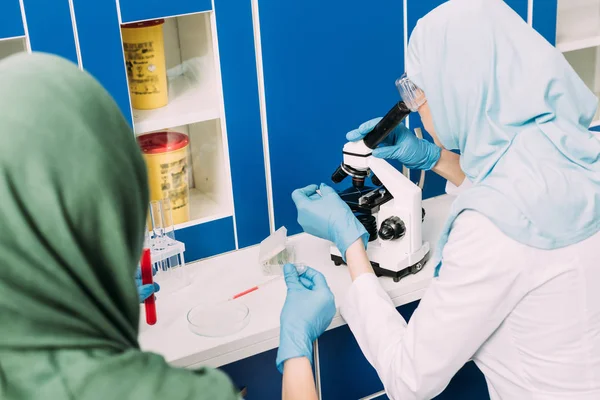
[[347, 118, 441, 170], [292, 183, 368, 259], [276, 264, 336, 373], [135, 266, 160, 303]]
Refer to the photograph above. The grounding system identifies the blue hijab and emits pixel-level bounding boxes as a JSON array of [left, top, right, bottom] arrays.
[[406, 0, 600, 274]]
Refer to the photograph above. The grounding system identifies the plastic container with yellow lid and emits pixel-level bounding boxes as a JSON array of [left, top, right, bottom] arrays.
[[137, 131, 190, 225]]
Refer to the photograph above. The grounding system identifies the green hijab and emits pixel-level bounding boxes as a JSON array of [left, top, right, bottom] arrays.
[[0, 53, 237, 400]]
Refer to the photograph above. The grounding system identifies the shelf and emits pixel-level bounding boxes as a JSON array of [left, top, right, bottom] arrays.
[[0, 36, 26, 61], [174, 189, 232, 229], [558, 36, 600, 53], [127, 13, 234, 230], [562, 47, 600, 123], [133, 58, 220, 134], [122, 12, 222, 135], [150, 119, 234, 230], [556, 0, 600, 52]]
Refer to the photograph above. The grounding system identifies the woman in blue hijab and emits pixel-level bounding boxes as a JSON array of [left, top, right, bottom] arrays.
[[283, 0, 600, 398]]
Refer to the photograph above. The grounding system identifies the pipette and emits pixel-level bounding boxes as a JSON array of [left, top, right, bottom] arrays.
[[141, 248, 157, 325], [229, 264, 308, 300]]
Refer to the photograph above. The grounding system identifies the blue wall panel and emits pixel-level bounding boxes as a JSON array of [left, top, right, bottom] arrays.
[[119, 0, 211, 24], [319, 301, 419, 399], [533, 0, 558, 45], [407, 0, 527, 36], [220, 348, 281, 400], [260, 0, 405, 235], [0, 0, 24, 39], [504, 0, 528, 21], [175, 217, 236, 262], [214, 0, 270, 248], [72, 0, 133, 124], [22, 0, 77, 64], [320, 301, 489, 399]]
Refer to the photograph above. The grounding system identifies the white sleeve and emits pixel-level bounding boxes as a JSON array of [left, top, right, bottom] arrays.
[[445, 177, 472, 195], [340, 211, 527, 400]]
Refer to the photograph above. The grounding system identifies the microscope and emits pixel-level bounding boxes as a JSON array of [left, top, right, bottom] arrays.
[[330, 101, 430, 282]]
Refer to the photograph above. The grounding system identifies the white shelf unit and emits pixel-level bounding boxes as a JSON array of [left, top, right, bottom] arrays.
[[125, 12, 235, 228], [170, 120, 234, 229], [563, 47, 600, 123], [130, 13, 221, 134], [556, 0, 600, 52], [0, 36, 26, 61], [558, 0, 600, 126]]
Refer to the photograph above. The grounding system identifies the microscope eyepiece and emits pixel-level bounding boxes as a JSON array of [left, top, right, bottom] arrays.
[[363, 101, 411, 150]]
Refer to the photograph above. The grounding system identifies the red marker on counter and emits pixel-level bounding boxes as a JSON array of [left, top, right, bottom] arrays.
[[141, 248, 157, 325], [228, 264, 308, 301]]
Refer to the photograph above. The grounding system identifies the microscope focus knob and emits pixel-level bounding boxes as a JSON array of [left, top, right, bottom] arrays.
[[378, 216, 406, 240]]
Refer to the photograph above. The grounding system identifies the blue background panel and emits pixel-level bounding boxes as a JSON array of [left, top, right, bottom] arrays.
[[0, 0, 24, 39], [175, 217, 236, 262], [320, 301, 489, 399], [260, 0, 405, 235], [533, 0, 558, 45], [319, 301, 421, 399], [119, 0, 211, 24], [72, 0, 133, 124], [504, 0, 528, 21], [214, 0, 270, 248], [220, 348, 281, 400], [22, 0, 77, 64], [407, 0, 528, 37]]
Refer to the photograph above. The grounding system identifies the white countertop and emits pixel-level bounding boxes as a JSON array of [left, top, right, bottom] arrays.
[[138, 194, 454, 369]]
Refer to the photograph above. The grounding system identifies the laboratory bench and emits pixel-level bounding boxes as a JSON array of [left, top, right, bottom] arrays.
[[138, 194, 489, 399]]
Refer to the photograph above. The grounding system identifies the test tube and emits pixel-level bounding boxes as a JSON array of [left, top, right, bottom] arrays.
[[149, 200, 166, 251], [141, 248, 157, 325], [160, 198, 176, 245], [147, 199, 189, 294]]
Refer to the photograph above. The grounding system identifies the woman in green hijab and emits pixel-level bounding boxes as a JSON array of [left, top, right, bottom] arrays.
[[0, 53, 238, 399]]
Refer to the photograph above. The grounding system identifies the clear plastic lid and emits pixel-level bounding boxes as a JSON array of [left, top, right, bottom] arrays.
[[259, 227, 288, 265]]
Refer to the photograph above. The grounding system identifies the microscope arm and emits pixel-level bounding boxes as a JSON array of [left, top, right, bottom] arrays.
[[368, 157, 423, 254]]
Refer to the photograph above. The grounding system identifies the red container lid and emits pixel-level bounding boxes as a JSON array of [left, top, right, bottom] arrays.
[[137, 131, 189, 155], [122, 19, 165, 29]]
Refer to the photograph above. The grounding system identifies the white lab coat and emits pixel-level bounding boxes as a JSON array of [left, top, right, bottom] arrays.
[[341, 181, 600, 399]]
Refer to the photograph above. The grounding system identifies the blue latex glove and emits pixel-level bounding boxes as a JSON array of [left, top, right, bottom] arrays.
[[276, 264, 336, 373], [346, 118, 441, 170], [135, 266, 160, 303], [291, 183, 368, 259]]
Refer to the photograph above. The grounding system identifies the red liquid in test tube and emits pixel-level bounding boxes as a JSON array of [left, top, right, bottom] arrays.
[[141, 248, 157, 325]]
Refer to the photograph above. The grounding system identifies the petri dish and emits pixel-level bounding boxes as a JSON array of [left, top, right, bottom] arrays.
[[187, 302, 250, 337]]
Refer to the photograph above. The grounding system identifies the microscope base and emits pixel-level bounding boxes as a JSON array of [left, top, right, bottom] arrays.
[[330, 251, 429, 282]]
